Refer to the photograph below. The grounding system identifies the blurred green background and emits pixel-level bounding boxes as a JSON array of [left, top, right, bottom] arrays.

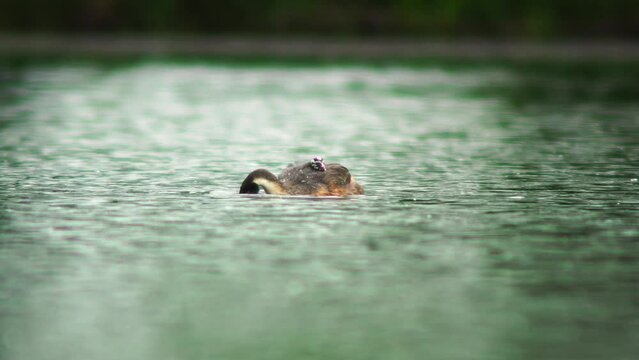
[[1, 0, 637, 39]]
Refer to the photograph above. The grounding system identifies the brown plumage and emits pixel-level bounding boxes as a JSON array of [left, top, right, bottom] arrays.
[[239, 160, 364, 196]]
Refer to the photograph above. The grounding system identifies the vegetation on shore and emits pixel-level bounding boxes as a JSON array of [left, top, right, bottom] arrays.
[[1, 0, 637, 39]]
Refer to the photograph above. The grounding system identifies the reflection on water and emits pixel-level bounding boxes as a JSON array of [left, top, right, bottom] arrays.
[[1, 59, 638, 359]]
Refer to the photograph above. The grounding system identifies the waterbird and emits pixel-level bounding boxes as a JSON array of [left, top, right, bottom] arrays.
[[239, 156, 364, 196]]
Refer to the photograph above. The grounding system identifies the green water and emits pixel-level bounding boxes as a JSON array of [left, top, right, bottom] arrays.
[[1, 58, 638, 360]]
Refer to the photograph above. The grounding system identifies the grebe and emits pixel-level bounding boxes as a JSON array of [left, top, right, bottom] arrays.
[[239, 156, 364, 196]]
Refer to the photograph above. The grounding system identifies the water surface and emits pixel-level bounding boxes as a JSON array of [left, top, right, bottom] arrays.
[[1, 58, 638, 359]]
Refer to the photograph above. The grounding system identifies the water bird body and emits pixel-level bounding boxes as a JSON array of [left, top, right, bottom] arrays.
[[239, 157, 364, 196]]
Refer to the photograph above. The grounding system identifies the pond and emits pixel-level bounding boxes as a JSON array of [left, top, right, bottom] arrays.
[[1, 57, 638, 359]]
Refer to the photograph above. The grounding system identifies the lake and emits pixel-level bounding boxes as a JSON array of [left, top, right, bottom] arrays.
[[1, 56, 638, 359]]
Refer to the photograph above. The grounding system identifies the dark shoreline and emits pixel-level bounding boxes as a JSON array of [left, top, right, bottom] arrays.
[[1, 35, 638, 61]]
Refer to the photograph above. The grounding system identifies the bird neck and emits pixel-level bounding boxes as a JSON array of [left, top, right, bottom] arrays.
[[239, 169, 287, 195]]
